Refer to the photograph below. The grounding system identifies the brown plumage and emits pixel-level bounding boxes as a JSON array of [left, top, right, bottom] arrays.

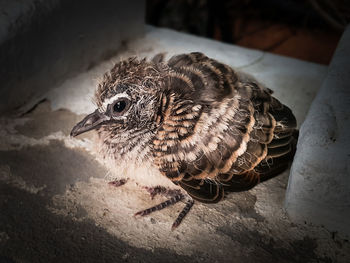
[[71, 52, 297, 229]]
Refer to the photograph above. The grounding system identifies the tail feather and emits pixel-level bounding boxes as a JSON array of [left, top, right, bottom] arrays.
[[256, 127, 298, 182]]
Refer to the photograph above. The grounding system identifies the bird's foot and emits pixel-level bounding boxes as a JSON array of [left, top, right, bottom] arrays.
[[108, 178, 128, 187], [134, 191, 194, 230], [143, 186, 180, 199], [171, 197, 194, 230]]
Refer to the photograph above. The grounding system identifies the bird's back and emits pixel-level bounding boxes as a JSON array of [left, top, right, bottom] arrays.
[[152, 52, 297, 203]]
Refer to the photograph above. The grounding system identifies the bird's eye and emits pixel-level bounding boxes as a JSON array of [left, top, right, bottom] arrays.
[[110, 98, 130, 116], [113, 100, 126, 112]]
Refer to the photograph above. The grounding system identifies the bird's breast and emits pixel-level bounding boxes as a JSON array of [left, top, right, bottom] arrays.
[[105, 158, 178, 189], [97, 133, 178, 189], [122, 161, 178, 188]]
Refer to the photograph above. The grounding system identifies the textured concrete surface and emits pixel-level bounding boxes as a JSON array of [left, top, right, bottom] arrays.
[[0, 0, 145, 113], [0, 0, 59, 44], [1, 26, 350, 262], [286, 25, 350, 236]]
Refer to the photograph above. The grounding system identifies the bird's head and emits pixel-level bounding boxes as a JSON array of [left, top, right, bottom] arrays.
[[70, 58, 168, 148]]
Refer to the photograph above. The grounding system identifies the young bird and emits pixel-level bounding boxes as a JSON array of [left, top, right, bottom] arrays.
[[71, 52, 297, 229]]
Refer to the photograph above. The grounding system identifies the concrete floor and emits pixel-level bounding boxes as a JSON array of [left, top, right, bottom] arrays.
[[1, 27, 350, 262]]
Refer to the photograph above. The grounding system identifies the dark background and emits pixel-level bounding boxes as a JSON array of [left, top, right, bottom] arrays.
[[146, 0, 350, 65]]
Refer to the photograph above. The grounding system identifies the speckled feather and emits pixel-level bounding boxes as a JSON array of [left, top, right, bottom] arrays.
[[91, 52, 297, 225]]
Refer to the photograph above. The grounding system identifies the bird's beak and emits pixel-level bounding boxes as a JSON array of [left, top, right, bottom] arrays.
[[70, 110, 110, 137]]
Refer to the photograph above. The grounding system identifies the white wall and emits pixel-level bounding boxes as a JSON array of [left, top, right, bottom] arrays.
[[285, 25, 350, 236]]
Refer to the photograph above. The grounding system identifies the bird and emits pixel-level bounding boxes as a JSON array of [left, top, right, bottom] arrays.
[[70, 52, 297, 230]]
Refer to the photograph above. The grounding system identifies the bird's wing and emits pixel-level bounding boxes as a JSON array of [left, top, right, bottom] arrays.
[[152, 53, 297, 202]]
